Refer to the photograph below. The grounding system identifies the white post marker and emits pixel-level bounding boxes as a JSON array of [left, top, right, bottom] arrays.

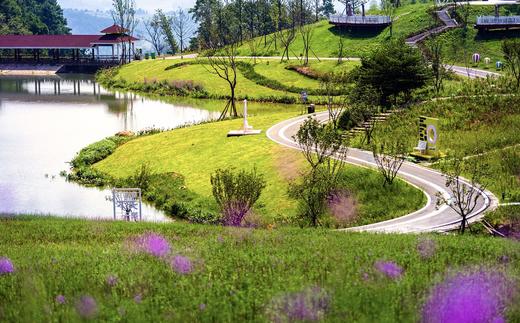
[[227, 99, 262, 137]]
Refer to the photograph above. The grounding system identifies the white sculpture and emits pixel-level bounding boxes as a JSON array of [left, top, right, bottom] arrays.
[[227, 99, 262, 136]]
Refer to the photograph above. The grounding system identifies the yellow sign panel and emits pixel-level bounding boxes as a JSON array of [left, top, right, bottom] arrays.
[[418, 116, 439, 156]]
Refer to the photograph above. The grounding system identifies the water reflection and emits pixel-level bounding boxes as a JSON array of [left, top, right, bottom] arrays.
[[0, 75, 220, 221]]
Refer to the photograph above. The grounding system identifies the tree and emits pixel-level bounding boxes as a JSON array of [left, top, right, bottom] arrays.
[[502, 38, 520, 89], [337, 37, 345, 64], [279, 27, 297, 62], [371, 137, 406, 186], [349, 39, 431, 108], [320, 72, 348, 128], [300, 23, 314, 65], [211, 167, 266, 226], [157, 10, 179, 55], [381, 0, 397, 37], [425, 37, 449, 95], [322, 0, 335, 18], [111, 0, 137, 63], [144, 11, 166, 55], [289, 117, 348, 226], [436, 155, 489, 234], [172, 8, 196, 58], [203, 43, 239, 119]]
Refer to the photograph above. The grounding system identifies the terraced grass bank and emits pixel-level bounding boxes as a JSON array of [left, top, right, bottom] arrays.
[[97, 59, 359, 104], [0, 217, 518, 322]]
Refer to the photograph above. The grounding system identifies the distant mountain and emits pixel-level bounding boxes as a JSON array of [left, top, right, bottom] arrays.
[[62, 9, 113, 35]]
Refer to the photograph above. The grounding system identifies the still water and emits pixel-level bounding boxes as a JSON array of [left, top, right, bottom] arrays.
[[0, 75, 219, 221]]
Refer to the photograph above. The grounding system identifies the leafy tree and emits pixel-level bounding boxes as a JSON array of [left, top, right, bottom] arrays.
[[320, 72, 348, 128], [290, 117, 348, 227], [502, 38, 520, 89], [349, 39, 430, 108], [322, 0, 335, 18], [157, 10, 179, 55], [111, 0, 137, 63], [211, 167, 266, 226], [0, 0, 69, 35]]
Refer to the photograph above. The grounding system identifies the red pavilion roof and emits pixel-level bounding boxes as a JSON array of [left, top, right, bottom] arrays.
[[100, 24, 129, 34], [0, 34, 139, 49]]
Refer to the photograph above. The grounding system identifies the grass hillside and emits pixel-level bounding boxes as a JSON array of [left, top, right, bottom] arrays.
[[435, 5, 520, 66], [236, 2, 437, 58], [0, 217, 519, 322]]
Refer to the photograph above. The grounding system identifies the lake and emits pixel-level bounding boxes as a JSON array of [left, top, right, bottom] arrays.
[[0, 74, 220, 221]]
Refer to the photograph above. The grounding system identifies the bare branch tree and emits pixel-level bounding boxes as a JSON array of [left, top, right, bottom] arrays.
[[300, 23, 314, 65], [202, 43, 239, 120], [436, 155, 489, 234], [111, 0, 137, 63], [144, 11, 166, 55], [320, 72, 348, 128], [337, 37, 345, 64], [278, 27, 296, 62], [425, 37, 449, 95], [372, 135, 406, 186], [172, 8, 196, 59]]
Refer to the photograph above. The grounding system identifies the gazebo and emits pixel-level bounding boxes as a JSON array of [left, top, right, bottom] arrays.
[[329, 2, 392, 29], [0, 24, 139, 66]]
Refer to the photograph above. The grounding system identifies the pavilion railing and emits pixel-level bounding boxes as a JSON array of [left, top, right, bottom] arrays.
[[329, 15, 392, 25], [476, 16, 520, 25]]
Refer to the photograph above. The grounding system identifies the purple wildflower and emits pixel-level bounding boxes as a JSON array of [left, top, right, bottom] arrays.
[[217, 235, 224, 243], [375, 260, 404, 279], [106, 275, 118, 287], [55, 295, 66, 304], [267, 287, 330, 322], [199, 303, 206, 311], [0, 257, 14, 275], [422, 269, 517, 323], [131, 233, 171, 258], [417, 237, 437, 259], [134, 294, 142, 304], [75, 295, 98, 319], [171, 255, 193, 274]]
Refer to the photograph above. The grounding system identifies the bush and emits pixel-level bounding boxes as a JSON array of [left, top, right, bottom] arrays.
[[211, 168, 266, 226]]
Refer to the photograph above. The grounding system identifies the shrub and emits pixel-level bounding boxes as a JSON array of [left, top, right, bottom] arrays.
[[210, 168, 266, 226]]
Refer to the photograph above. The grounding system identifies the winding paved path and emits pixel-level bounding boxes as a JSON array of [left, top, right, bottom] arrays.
[[266, 112, 499, 233]]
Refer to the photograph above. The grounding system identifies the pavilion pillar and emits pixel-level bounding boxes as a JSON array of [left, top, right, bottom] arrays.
[[495, 5, 499, 18], [92, 47, 95, 61], [96, 46, 100, 60], [112, 45, 115, 59]]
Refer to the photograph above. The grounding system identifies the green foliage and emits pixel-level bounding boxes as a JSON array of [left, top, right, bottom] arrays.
[[0, 0, 69, 35], [502, 38, 520, 88], [1, 217, 519, 321], [290, 118, 348, 226], [349, 38, 431, 108], [211, 168, 267, 226]]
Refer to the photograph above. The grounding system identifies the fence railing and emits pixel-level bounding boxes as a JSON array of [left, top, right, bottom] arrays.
[[329, 15, 392, 25], [0, 57, 122, 65], [476, 16, 520, 25]]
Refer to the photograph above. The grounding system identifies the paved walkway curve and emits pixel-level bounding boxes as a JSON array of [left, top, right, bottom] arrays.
[[266, 111, 499, 233]]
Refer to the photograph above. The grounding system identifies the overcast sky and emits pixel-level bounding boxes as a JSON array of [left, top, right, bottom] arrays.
[[57, 0, 194, 12]]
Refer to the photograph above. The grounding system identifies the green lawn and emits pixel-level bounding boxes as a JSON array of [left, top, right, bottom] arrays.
[[0, 217, 518, 322], [111, 59, 299, 101], [93, 108, 424, 225], [236, 2, 437, 58]]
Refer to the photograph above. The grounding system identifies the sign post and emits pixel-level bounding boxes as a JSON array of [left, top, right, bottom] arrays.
[[112, 188, 142, 221]]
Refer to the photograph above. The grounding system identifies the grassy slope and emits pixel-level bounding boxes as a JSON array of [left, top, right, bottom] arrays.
[[0, 217, 519, 322], [94, 110, 424, 224], [435, 5, 520, 66], [253, 60, 358, 90], [236, 2, 437, 58], [112, 59, 299, 100], [355, 94, 520, 201]]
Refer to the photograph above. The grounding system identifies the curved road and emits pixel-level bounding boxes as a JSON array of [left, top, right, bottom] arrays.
[[267, 112, 499, 233]]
